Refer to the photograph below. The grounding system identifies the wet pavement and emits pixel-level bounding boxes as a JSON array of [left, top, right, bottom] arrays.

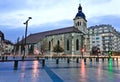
[[0, 57, 120, 82]]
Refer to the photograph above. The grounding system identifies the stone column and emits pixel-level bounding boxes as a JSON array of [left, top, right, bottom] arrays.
[[71, 33, 75, 55]]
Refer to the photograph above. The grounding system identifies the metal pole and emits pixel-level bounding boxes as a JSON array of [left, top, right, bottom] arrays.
[[23, 17, 32, 58], [24, 22, 28, 57]]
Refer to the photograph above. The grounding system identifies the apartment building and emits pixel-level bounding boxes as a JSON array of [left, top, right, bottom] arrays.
[[88, 24, 120, 55]]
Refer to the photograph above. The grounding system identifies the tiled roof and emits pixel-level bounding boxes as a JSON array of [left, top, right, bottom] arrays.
[[22, 26, 82, 44], [88, 24, 112, 29]]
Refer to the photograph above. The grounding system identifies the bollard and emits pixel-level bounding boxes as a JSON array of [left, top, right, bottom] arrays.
[[102, 58, 104, 62], [84, 58, 86, 62], [116, 58, 118, 61], [96, 58, 97, 62], [98, 58, 99, 62], [96, 58, 99, 62], [5, 56, 8, 60], [46, 57, 48, 60], [42, 59, 45, 66], [22, 56, 24, 61], [76, 58, 79, 63], [2, 56, 4, 61], [67, 58, 70, 63], [108, 58, 110, 62], [14, 60, 18, 70], [89, 58, 92, 62], [56, 58, 59, 64]]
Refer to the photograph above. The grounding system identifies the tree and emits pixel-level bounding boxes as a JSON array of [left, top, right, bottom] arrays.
[[53, 44, 64, 53], [40, 40, 48, 55]]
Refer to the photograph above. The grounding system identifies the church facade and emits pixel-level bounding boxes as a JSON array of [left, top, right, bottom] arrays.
[[19, 4, 89, 56]]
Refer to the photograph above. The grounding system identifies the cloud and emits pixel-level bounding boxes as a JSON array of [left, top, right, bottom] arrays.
[[0, 0, 120, 42], [88, 15, 120, 31], [1, 0, 119, 28], [86, 0, 111, 4], [84, 0, 120, 19], [0, 0, 77, 28], [0, 0, 27, 12]]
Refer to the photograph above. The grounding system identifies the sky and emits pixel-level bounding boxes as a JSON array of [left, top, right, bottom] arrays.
[[0, 0, 120, 43]]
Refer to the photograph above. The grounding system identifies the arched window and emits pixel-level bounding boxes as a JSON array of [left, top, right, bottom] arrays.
[[77, 22, 79, 26], [67, 40, 69, 50], [49, 41, 51, 51], [77, 22, 82, 26], [76, 39, 79, 50]]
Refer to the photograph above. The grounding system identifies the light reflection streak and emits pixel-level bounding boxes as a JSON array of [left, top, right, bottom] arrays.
[[19, 62, 26, 82], [108, 58, 113, 81], [97, 64, 102, 82], [80, 59, 86, 82], [32, 61, 39, 81]]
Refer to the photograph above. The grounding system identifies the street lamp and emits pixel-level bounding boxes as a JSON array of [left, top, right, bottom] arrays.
[[23, 17, 32, 57]]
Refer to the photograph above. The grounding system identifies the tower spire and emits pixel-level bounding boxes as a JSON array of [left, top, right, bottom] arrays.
[[78, 0, 82, 12], [78, 3, 82, 12]]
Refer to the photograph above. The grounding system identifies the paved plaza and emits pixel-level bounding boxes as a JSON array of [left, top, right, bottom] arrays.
[[0, 57, 120, 82]]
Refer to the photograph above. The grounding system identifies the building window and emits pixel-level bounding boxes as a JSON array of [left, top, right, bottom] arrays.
[[92, 41, 95, 43], [57, 40, 60, 46], [49, 41, 51, 51], [78, 22, 79, 26], [77, 22, 81, 26], [76, 39, 79, 50], [67, 40, 69, 50], [96, 37, 99, 40]]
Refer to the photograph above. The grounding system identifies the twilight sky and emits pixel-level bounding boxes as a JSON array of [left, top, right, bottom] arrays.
[[0, 0, 120, 43]]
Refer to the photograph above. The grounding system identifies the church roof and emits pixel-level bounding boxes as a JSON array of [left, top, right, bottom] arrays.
[[75, 4, 87, 21], [22, 26, 82, 44], [75, 11, 86, 20]]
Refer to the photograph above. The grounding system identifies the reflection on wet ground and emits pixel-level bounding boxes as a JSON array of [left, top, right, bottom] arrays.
[[0, 57, 120, 82]]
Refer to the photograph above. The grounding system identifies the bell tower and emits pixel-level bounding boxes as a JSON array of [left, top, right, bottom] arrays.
[[73, 4, 87, 34]]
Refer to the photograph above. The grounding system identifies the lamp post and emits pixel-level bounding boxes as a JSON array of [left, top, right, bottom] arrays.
[[23, 17, 32, 58]]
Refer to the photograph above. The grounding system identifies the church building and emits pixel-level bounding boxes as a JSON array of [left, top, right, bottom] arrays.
[[19, 4, 89, 56]]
